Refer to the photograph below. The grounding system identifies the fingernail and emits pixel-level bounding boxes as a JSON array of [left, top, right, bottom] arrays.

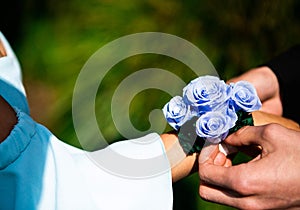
[[199, 141, 218, 163], [214, 152, 225, 166]]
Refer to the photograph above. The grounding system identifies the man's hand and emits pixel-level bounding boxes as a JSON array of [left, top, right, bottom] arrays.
[[199, 124, 300, 209]]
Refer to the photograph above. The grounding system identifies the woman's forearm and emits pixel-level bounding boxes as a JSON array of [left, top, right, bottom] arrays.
[[160, 133, 198, 182]]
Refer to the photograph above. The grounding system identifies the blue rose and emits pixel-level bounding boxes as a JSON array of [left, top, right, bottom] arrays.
[[230, 81, 262, 112], [183, 76, 231, 114], [195, 109, 237, 143], [162, 96, 193, 130]]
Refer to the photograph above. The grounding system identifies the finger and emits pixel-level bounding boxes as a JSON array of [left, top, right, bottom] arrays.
[[213, 152, 227, 166], [199, 141, 231, 166], [199, 142, 242, 189], [199, 158, 263, 194], [199, 161, 237, 190], [226, 124, 293, 155], [199, 183, 270, 210], [200, 182, 286, 210], [201, 152, 280, 199], [199, 141, 219, 164], [199, 182, 244, 208], [224, 158, 232, 167], [225, 125, 268, 147]]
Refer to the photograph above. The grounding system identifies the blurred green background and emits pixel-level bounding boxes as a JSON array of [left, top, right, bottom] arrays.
[[1, 0, 300, 209]]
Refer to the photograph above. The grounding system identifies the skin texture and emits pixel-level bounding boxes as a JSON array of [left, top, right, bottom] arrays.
[[198, 66, 300, 209], [199, 124, 300, 210]]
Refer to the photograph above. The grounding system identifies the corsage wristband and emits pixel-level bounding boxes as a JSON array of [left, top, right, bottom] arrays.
[[162, 75, 261, 156], [177, 117, 205, 155], [177, 110, 254, 155]]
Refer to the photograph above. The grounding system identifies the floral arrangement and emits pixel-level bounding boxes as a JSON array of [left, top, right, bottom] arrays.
[[162, 75, 261, 154]]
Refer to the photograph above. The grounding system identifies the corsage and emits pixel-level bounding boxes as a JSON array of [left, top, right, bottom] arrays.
[[162, 75, 261, 155]]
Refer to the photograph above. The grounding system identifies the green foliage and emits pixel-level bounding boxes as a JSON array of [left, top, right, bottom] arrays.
[[10, 0, 300, 209]]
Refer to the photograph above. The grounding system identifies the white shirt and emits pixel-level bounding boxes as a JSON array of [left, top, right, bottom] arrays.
[[0, 31, 173, 210]]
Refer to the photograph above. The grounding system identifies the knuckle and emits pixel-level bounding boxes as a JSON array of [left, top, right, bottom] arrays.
[[261, 123, 280, 140], [241, 199, 262, 210], [231, 168, 255, 195], [198, 163, 210, 180], [233, 178, 251, 195]]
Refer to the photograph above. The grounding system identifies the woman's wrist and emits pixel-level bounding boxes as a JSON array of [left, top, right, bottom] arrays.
[[160, 133, 198, 182]]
